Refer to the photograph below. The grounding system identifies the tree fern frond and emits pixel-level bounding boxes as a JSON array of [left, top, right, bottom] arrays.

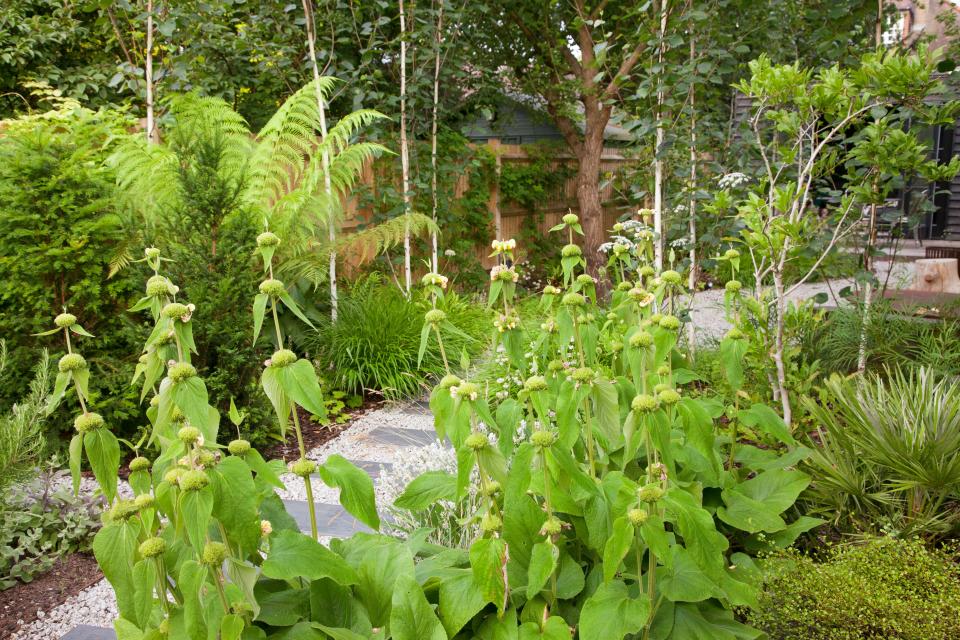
[[335, 213, 439, 263], [110, 139, 181, 225]]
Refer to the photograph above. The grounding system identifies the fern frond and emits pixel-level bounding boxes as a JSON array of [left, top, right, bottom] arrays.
[[110, 140, 181, 224], [336, 213, 439, 263]]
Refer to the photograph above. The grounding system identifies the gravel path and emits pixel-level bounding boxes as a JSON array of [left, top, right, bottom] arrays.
[[686, 261, 913, 344], [10, 403, 441, 640]]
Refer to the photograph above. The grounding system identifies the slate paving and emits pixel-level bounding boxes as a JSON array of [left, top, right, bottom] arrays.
[[367, 426, 438, 447], [60, 626, 115, 640]]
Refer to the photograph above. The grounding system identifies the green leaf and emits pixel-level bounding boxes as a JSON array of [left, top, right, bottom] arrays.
[[394, 471, 457, 510], [337, 534, 415, 627], [470, 537, 508, 614], [261, 366, 291, 433], [717, 468, 810, 534], [527, 540, 559, 597], [172, 376, 216, 440], [659, 546, 719, 602], [278, 359, 327, 419], [262, 530, 358, 585], [68, 433, 83, 495], [317, 454, 380, 530], [211, 457, 261, 554], [180, 560, 208, 640], [438, 571, 487, 638], [220, 614, 245, 640], [93, 520, 141, 621], [739, 403, 795, 446], [390, 574, 447, 640], [578, 580, 650, 640], [280, 290, 316, 329], [519, 617, 572, 640], [70, 323, 95, 337], [48, 371, 70, 410], [602, 517, 634, 583], [719, 338, 746, 391], [178, 487, 214, 550], [84, 428, 120, 502], [132, 560, 155, 627], [311, 625, 367, 640], [252, 293, 269, 344], [417, 322, 432, 367]]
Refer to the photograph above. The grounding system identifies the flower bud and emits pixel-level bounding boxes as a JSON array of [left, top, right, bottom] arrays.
[[561, 244, 582, 257], [523, 376, 548, 392], [198, 450, 216, 467], [576, 274, 595, 286], [481, 513, 502, 532], [150, 395, 161, 407], [543, 285, 560, 295], [139, 537, 166, 558], [424, 309, 446, 325], [178, 426, 201, 444], [289, 458, 316, 478], [725, 280, 742, 293], [169, 362, 197, 383], [259, 279, 286, 298], [724, 249, 740, 260], [179, 469, 209, 492], [438, 374, 462, 389], [547, 359, 565, 373], [109, 500, 140, 522], [163, 467, 185, 485], [269, 349, 297, 368], [451, 382, 479, 401], [658, 389, 681, 405], [561, 292, 585, 307], [54, 313, 77, 328], [725, 328, 746, 341], [571, 367, 595, 384], [161, 302, 189, 319], [638, 265, 655, 278], [609, 340, 624, 353], [483, 481, 502, 497], [530, 430, 557, 449], [648, 462, 668, 479], [629, 331, 654, 348], [202, 541, 228, 566], [228, 439, 251, 456], [134, 494, 155, 510], [638, 484, 665, 503], [661, 270, 682, 285], [616, 281, 633, 292], [657, 364, 671, 377], [631, 394, 658, 413], [129, 456, 151, 473], [562, 213, 579, 225], [257, 231, 280, 248], [260, 520, 273, 536], [58, 353, 87, 373], [145, 276, 170, 297], [653, 383, 669, 394], [465, 433, 488, 450], [628, 508, 649, 526], [540, 516, 563, 536], [659, 315, 681, 331], [74, 412, 104, 433]]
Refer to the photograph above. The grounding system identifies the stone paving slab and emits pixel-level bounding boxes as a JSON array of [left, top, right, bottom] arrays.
[[311, 459, 391, 483], [367, 426, 438, 447], [61, 625, 115, 640], [284, 500, 373, 537]]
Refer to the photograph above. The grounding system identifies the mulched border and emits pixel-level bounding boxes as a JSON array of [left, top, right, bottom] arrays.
[[0, 552, 103, 640]]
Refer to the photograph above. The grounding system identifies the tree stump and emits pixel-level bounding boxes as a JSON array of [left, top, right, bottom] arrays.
[[913, 258, 960, 293]]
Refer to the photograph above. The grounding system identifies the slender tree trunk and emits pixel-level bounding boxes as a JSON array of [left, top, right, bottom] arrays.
[[771, 269, 792, 426], [145, 0, 157, 144], [653, 0, 669, 270], [686, 26, 698, 357], [399, 0, 413, 294], [578, 132, 606, 278], [301, 0, 338, 321], [429, 1, 444, 272]]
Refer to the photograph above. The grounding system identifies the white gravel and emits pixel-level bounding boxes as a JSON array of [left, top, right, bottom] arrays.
[[685, 261, 914, 344], [10, 578, 116, 640]]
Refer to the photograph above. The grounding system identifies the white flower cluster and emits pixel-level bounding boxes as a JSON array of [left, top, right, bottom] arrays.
[[490, 264, 520, 283], [444, 249, 457, 257], [422, 272, 449, 289], [493, 313, 519, 333], [491, 238, 517, 252], [599, 234, 636, 254], [670, 237, 690, 249], [718, 172, 749, 189]]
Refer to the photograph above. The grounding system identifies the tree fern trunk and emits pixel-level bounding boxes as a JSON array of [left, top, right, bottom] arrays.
[[400, 0, 413, 295], [301, 0, 338, 321]]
